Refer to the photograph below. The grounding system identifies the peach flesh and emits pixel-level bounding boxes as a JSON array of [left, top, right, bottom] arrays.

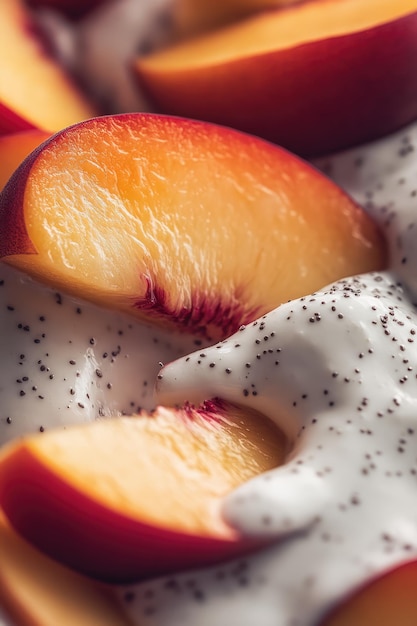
[[0, 400, 286, 582], [174, 0, 303, 36], [0, 130, 50, 190], [0, 113, 386, 342], [322, 561, 417, 626], [0, 0, 96, 134], [0, 513, 129, 626], [136, 0, 417, 156]]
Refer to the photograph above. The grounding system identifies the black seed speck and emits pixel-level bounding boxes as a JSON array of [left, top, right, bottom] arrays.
[[124, 591, 135, 603], [193, 590, 205, 602]]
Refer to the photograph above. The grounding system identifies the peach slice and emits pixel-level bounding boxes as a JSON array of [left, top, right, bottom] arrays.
[[0, 129, 50, 190], [174, 0, 302, 37], [0, 113, 385, 341], [135, 0, 417, 156], [0, 400, 286, 582], [0, 0, 96, 135], [26, 0, 106, 19], [0, 512, 130, 626], [321, 561, 417, 626]]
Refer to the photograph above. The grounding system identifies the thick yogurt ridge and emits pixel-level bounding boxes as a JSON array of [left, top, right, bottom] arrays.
[[117, 122, 417, 625]]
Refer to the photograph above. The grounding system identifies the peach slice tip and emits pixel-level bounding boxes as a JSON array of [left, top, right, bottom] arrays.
[[0, 399, 287, 582]]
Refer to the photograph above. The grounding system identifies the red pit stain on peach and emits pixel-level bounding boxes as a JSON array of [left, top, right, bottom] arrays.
[[136, 272, 259, 338], [0, 0, 96, 135]]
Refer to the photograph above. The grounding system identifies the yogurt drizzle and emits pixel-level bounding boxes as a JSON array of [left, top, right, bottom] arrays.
[[117, 122, 417, 625]]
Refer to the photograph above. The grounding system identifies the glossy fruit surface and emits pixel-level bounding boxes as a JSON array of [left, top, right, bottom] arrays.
[[136, 0, 417, 156], [322, 561, 417, 626], [0, 130, 50, 190], [174, 0, 301, 36], [0, 400, 286, 582], [0, 0, 96, 134], [0, 113, 386, 341]]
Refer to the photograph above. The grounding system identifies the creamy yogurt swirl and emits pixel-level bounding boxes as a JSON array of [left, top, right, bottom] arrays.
[[116, 122, 417, 625], [0, 264, 198, 445]]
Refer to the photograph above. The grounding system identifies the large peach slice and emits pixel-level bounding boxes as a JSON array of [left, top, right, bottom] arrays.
[[135, 0, 417, 156], [0, 0, 96, 135], [0, 512, 130, 626], [0, 400, 286, 582], [0, 113, 385, 341], [0, 130, 50, 190]]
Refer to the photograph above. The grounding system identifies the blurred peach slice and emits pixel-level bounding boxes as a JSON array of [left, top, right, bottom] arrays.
[[0, 113, 385, 341], [174, 0, 303, 36], [321, 561, 417, 626], [136, 0, 417, 156], [0, 0, 96, 135], [0, 400, 286, 582], [0, 512, 130, 626], [0, 130, 50, 190]]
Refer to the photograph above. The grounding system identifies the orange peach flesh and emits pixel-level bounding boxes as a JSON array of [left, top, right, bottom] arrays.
[[140, 0, 417, 69], [0, 114, 386, 340], [322, 561, 417, 626], [0, 513, 129, 626], [0, 0, 96, 134], [135, 0, 417, 156], [174, 0, 303, 37], [0, 130, 50, 190], [1, 402, 285, 534], [0, 401, 286, 581]]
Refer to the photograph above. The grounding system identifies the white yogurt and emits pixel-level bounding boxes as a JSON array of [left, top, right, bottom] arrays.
[[0, 263, 197, 445], [116, 121, 417, 625]]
